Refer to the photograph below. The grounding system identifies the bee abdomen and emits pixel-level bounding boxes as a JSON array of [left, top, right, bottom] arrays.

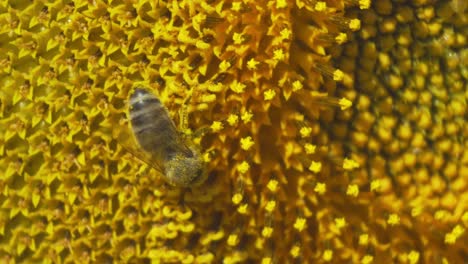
[[129, 88, 178, 154]]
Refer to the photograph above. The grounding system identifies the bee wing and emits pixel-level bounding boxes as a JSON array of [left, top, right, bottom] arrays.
[[120, 142, 164, 173], [114, 118, 165, 173]]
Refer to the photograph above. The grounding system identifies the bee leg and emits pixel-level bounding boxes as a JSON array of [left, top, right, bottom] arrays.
[[178, 188, 187, 207], [192, 126, 210, 139], [178, 105, 190, 133], [178, 88, 197, 136]]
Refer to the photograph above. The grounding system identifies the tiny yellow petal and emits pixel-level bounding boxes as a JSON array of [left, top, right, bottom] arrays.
[[309, 161, 322, 173], [232, 193, 243, 205], [230, 81, 246, 93], [314, 182, 326, 194], [323, 250, 333, 261], [261, 257, 272, 264], [32, 194, 40, 208], [411, 206, 423, 217], [408, 251, 420, 264], [339, 98, 352, 110], [290, 245, 301, 258], [208, 83, 223, 92], [435, 210, 448, 220], [462, 211, 468, 222], [265, 200, 276, 212], [361, 255, 374, 264], [233, 32, 243, 45], [238, 204, 248, 214], [304, 143, 316, 154], [227, 114, 239, 126], [263, 89, 276, 100], [247, 58, 260, 70], [315, 2, 327, 11], [280, 28, 292, 40], [333, 69, 344, 81], [335, 217, 346, 229], [292, 80, 303, 91], [232, 2, 242, 11], [276, 0, 287, 8], [227, 234, 239, 246], [240, 136, 255, 150], [300, 127, 312, 138], [349, 19, 361, 31], [241, 111, 253, 123], [370, 180, 381, 191], [203, 152, 212, 162], [262, 226, 273, 238], [387, 214, 400, 226], [267, 180, 279, 192], [273, 49, 285, 61], [452, 225, 465, 236], [210, 121, 224, 132], [335, 33, 348, 44], [237, 161, 250, 174], [346, 184, 359, 197], [343, 158, 360, 170], [444, 232, 457, 244], [220, 60, 231, 71], [359, 0, 371, 9], [359, 234, 369, 246], [293, 218, 306, 231], [202, 94, 216, 103]]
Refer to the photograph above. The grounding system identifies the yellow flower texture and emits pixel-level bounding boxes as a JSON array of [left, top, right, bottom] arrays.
[[0, 0, 466, 263]]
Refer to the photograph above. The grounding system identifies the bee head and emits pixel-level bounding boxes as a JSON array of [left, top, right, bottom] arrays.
[[164, 147, 207, 188]]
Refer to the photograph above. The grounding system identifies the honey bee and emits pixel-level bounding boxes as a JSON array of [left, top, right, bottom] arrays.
[[128, 86, 207, 187]]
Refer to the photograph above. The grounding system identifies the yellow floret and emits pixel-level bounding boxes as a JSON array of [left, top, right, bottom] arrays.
[[240, 136, 255, 150], [227, 114, 239, 126], [346, 184, 360, 197], [233, 33, 244, 45], [349, 19, 362, 30], [314, 182, 327, 194], [308, 161, 322, 173], [237, 161, 250, 174], [247, 58, 260, 70], [232, 193, 243, 205], [315, 2, 327, 11], [227, 234, 239, 246], [263, 89, 276, 101], [293, 217, 307, 231], [273, 49, 286, 61], [230, 81, 246, 94], [407, 251, 420, 264], [299, 127, 312, 138], [343, 158, 360, 170], [292, 80, 303, 91], [387, 214, 400, 226], [333, 69, 345, 81], [290, 245, 301, 258], [304, 143, 316, 154], [359, 234, 369, 246], [241, 111, 253, 123], [262, 226, 273, 238], [267, 180, 279, 192], [211, 121, 224, 132], [339, 98, 353, 110], [265, 200, 276, 212], [323, 250, 333, 261], [361, 255, 374, 264]]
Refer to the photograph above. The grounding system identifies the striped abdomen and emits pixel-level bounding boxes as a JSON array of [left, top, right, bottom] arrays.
[[129, 88, 180, 162]]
